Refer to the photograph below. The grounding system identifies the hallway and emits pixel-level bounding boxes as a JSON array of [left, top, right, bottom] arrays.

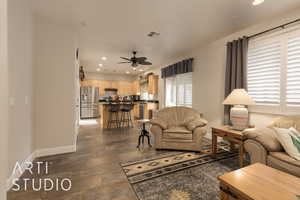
[[8, 124, 157, 200]]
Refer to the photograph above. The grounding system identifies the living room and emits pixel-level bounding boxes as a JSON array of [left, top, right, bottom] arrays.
[[1, 0, 300, 200]]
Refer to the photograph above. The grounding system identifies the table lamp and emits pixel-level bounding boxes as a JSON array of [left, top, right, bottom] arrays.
[[223, 89, 255, 130]]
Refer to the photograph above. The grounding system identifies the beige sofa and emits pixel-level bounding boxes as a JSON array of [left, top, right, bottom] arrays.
[[150, 106, 208, 152], [244, 115, 300, 177]]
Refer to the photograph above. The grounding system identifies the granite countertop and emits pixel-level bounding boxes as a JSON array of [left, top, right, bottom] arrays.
[[98, 100, 159, 105]]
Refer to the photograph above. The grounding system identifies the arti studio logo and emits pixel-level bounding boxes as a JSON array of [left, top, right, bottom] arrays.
[[11, 161, 72, 192]]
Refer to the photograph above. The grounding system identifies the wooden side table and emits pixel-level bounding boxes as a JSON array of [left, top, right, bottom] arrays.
[[211, 126, 246, 167]]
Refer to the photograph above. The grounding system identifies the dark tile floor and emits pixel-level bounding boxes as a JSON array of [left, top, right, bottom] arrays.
[[7, 122, 159, 200]]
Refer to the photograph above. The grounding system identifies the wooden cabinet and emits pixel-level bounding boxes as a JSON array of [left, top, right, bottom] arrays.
[[148, 75, 158, 95], [117, 81, 133, 96], [133, 80, 140, 94], [81, 80, 136, 96], [98, 80, 111, 96]]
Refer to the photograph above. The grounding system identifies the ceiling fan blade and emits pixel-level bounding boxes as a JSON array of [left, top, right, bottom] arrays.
[[118, 61, 131, 64], [136, 57, 147, 61], [120, 57, 131, 61], [139, 61, 152, 65]]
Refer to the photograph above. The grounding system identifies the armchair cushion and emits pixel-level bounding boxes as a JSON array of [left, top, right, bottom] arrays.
[[243, 127, 283, 152], [186, 119, 208, 131], [150, 118, 168, 130], [163, 133, 193, 140], [164, 126, 192, 134]]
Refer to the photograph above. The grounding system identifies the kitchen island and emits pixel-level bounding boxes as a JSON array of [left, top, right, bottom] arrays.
[[98, 101, 159, 128]]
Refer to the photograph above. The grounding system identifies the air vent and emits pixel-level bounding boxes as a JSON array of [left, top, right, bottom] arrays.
[[147, 32, 160, 37]]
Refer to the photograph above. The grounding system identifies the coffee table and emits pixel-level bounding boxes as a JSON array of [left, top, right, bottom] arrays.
[[218, 163, 300, 200]]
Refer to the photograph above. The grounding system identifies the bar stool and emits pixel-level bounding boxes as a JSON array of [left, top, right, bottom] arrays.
[[107, 104, 120, 128], [120, 103, 134, 128]]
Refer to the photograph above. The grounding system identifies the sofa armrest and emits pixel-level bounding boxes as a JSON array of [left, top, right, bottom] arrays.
[[186, 118, 208, 131], [244, 139, 268, 164], [243, 127, 283, 152], [149, 118, 168, 130]]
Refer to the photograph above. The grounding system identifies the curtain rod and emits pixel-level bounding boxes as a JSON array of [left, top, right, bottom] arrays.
[[247, 18, 300, 39]]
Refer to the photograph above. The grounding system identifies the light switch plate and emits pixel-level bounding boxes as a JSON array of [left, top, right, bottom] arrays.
[[25, 96, 29, 105], [9, 97, 15, 107]]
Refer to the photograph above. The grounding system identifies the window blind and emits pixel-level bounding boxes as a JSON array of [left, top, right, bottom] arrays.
[[247, 41, 281, 106], [287, 35, 300, 107], [165, 76, 176, 107], [165, 73, 192, 107], [176, 73, 192, 107]]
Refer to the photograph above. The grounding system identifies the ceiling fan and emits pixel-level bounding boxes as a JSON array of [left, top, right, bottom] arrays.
[[118, 51, 152, 68]]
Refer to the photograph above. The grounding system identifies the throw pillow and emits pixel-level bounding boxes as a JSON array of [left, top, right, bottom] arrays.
[[182, 116, 196, 127], [150, 118, 168, 130], [289, 127, 300, 140], [288, 127, 300, 153], [186, 119, 208, 131], [273, 128, 300, 160]]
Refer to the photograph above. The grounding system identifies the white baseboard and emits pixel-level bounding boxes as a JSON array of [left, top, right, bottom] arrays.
[[35, 145, 76, 158], [6, 151, 36, 191], [6, 144, 76, 191]]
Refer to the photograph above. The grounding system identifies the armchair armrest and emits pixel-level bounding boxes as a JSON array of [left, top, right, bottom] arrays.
[[243, 127, 283, 152], [186, 118, 208, 131], [149, 118, 168, 130]]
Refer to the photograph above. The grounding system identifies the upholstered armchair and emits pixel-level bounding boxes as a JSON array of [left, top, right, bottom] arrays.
[[150, 107, 208, 152], [244, 115, 300, 178]]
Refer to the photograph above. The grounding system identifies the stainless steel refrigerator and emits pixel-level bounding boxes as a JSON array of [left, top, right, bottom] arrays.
[[80, 86, 100, 119]]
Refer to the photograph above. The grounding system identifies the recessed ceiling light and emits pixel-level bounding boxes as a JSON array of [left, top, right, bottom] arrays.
[[96, 68, 101, 72], [126, 71, 130, 74], [139, 69, 144, 72], [253, 0, 264, 6], [98, 64, 103, 67], [101, 56, 107, 61]]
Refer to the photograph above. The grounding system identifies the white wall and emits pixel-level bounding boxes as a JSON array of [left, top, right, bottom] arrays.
[[34, 17, 77, 150], [0, 0, 8, 198], [7, 0, 34, 181], [86, 72, 137, 81]]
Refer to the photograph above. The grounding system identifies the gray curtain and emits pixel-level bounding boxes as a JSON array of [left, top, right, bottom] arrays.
[[161, 58, 193, 78], [224, 37, 249, 125]]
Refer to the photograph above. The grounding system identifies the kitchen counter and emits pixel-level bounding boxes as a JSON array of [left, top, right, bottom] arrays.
[[98, 101, 159, 128], [98, 100, 159, 104]]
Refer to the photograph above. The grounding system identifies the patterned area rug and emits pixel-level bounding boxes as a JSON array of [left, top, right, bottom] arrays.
[[121, 140, 241, 200]]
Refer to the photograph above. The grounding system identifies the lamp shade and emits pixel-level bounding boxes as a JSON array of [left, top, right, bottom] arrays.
[[223, 89, 256, 105]]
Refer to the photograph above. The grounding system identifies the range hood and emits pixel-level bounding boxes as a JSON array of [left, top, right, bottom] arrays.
[[104, 88, 118, 91]]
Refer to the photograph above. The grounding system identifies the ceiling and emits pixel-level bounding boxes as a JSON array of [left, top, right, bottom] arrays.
[[31, 0, 300, 75]]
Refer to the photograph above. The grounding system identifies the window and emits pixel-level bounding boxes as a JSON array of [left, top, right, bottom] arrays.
[[165, 73, 192, 107], [247, 28, 300, 114]]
